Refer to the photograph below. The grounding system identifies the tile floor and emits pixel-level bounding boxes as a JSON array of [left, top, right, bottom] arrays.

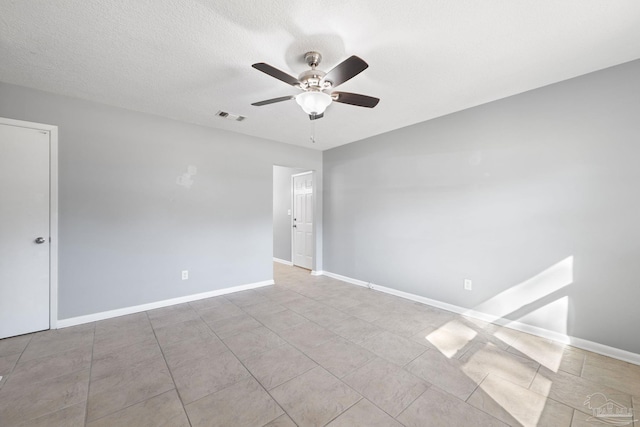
[[1, 263, 639, 426]]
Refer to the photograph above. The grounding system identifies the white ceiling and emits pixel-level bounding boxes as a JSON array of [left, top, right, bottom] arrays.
[[1, 1, 639, 150]]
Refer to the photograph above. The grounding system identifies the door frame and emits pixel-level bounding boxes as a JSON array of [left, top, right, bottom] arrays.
[[290, 171, 314, 269], [0, 117, 59, 330]]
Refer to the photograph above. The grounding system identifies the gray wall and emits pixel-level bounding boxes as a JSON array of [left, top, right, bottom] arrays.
[[323, 60, 640, 354], [0, 83, 322, 319], [273, 165, 306, 261]]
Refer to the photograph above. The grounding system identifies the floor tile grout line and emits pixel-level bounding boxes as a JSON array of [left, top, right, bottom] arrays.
[[329, 361, 410, 422], [81, 321, 97, 426], [543, 361, 637, 397], [400, 347, 429, 370], [476, 368, 600, 422], [195, 295, 303, 426], [226, 295, 351, 396], [84, 389, 182, 426], [362, 358, 432, 421], [579, 353, 587, 378], [2, 325, 96, 426], [539, 383, 631, 419], [463, 371, 489, 404], [393, 385, 432, 422], [226, 355, 298, 426], [176, 360, 294, 426], [320, 396, 364, 426], [264, 352, 366, 425], [196, 299, 298, 424], [224, 278, 387, 425], [6, 333, 35, 374], [263, 356, 318, 392], [0, 347, 25, 391], [435, 381, 512, 426], [12, 401, 85, 426], [254, 306, 376, 370], [85, 319, 179, 425], [145, 309, 193, 427], [9, 344, 94, 378], [568, 407, 576, 426], [300, 338, 377, 381], [527, 364, 542, 390]]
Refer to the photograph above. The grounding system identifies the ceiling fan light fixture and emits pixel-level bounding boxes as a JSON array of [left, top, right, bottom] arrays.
[[252, 53, 378, 120], [296, 91, 332, 115]]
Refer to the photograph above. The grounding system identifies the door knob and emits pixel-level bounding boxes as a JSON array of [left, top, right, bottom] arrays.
[[293, 224, 297, 228], [35, 237, 46, 244]]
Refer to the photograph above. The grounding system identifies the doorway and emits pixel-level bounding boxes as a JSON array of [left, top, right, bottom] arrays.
[[272, 166, 314, 271], [291, 172, 314, 270], [0, 117, 58, 338]]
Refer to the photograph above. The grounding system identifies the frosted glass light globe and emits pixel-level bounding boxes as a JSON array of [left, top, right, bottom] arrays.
[[296, 91, 332, 115]]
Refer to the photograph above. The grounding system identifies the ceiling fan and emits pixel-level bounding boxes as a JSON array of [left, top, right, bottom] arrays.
[[251, 51, 379, 120]]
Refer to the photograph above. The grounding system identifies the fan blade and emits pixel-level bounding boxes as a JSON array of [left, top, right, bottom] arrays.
[[332, 92, 379, 108], [324, 56, 368, 88], [252, 63, 300, 86], [251, 96, 295, 106], [309, 113, 324, 120]]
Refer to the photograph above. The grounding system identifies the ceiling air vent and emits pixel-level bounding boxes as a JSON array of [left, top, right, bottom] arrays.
[[215, 110, 246, 122]]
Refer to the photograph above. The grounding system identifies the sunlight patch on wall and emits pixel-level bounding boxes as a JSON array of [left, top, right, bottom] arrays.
[[473, 256, 573, 323], [517, 296, 569, 336]]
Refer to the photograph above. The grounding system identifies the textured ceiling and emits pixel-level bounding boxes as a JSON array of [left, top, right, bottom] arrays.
[[1, 1, 639, 150]]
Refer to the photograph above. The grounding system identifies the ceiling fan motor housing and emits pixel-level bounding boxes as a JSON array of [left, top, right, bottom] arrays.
[[298, 69, 332, 91]]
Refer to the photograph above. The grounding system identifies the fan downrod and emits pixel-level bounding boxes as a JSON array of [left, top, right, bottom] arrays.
[[304, 51, 322, 68]]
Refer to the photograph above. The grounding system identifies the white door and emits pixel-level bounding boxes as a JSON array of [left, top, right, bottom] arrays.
[[0, 123, 51, 339], [292, 172, 313, 269]]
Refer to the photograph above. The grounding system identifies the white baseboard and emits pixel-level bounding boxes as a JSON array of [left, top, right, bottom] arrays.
[[56, 279, 274, 328], [321, 271, 640, 366], [273, 257, 293, 266], [322, 271, 369, 286]]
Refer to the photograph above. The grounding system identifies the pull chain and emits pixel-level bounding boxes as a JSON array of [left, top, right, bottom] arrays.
[[310, 119, 316, 144]]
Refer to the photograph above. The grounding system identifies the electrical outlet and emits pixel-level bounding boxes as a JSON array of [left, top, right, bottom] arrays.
[[463, 279, 472, 290], [182, 270, 188, 280]]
